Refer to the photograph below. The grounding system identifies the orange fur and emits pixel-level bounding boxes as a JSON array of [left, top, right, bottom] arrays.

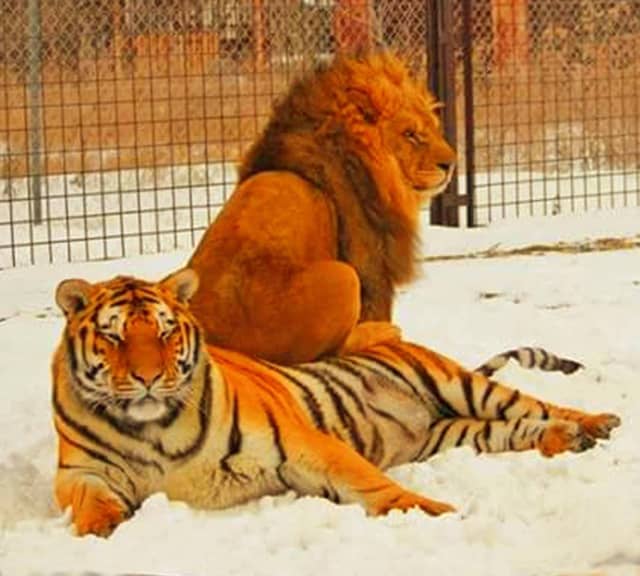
[[51, 271, 620, 537], [188, 53, 456, 364]]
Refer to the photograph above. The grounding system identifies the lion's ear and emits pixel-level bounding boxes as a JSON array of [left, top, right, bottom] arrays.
[[347, 88, 380, 124]]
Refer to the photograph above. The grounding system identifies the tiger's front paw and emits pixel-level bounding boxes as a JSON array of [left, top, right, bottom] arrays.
[[59, 478, 130, 537], [73, 492, 128, 537], [370, 488, 456, 517]]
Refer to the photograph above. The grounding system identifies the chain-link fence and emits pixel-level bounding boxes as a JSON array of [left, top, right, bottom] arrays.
[[456, 0, 640, 224], [0, 0, 435, 267], [1, 1, 639, 267]]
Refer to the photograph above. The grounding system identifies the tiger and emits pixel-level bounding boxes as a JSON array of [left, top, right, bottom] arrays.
[[52, 269, 620, 537], [475, 347, 584, 377]]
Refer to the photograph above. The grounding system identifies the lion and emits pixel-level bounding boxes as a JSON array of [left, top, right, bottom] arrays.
[[187, 52, 456, 364]]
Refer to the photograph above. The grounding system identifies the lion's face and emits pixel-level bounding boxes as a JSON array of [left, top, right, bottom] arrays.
[[239, 52, 457, 223], [316, 54, 457, 207], [381, 104, 456, 202]]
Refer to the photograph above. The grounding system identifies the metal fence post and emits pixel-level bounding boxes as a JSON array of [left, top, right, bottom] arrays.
[[461, 0, 476, 227], [27, 0, 43, 225], [428, 0, 460, 227]]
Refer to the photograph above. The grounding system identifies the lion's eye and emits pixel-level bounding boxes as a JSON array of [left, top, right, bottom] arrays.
[[403, 129, 422, 145]]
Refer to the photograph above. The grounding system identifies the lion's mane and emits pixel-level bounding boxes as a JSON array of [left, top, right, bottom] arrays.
[[187, 53, 455, 363], [238, 53, 439, 292]]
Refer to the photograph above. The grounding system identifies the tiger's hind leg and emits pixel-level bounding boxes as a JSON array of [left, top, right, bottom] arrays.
[[416, 417, 598, 460], [392, 344, 620, 455], [280, 428, 455, 517], [454, 371, 621, 443]]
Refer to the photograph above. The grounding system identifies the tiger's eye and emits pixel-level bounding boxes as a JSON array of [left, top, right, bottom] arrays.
[[159, 317, 177, 339], [100, 330, 122, 344]]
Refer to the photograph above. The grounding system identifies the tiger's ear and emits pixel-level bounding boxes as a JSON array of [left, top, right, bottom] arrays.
[[161, 268, 199, 303], [55, 279, 93, 316]]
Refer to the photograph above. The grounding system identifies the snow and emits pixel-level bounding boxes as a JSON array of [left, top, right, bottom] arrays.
[[422, 207, 640, 258], [1, 212, 639, 576]]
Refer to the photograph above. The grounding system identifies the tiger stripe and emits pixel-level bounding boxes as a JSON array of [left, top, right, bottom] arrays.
[[475, 346, 584, 377], [51, 271, 621, 536], [354, 354, 423, 399], [389, 345, 458, 417], [323, 357, 374, 393], [261, 363, 328, 432], [53, 385, 164, 475], [461, 373, 477, 418], [56, 426, 139, 506], [220, 392, 242, 472], [292, 365, 368, 455]]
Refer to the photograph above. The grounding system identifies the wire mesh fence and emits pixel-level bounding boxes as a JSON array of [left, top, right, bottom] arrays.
[[0, 0, 434, 268], [1, 0, 639, 267], [457, 0, 640, 224]]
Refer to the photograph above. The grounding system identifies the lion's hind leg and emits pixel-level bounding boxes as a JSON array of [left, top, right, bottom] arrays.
[[278, 260, 363, 363], [228, 260, 362, 364]]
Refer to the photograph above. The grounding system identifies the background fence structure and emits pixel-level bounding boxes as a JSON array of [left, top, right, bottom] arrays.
[[460, 0, 640, 225], [1, 0, 639, 268]]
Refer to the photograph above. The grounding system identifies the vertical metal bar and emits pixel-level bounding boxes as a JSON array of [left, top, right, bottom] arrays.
[[427, 0, 438, 91], [27, 0, 43, 225], [427, 0, 442, 225], [440, 0, 458, 226], [253, 0, 266, 70], [462, 0, 476, 227], [428, 0, 459, 226]]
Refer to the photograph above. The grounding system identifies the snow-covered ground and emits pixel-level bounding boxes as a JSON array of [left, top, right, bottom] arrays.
[[0, 212, 639, 576]]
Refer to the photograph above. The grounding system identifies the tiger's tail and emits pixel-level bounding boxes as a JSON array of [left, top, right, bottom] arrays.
[[475, 347, 583, 377]]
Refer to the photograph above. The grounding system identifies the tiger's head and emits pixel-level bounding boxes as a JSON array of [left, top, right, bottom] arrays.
[[55, 268, 202, 425]]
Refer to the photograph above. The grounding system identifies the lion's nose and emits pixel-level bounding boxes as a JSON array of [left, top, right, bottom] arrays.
[[438, 162, 454, 172]]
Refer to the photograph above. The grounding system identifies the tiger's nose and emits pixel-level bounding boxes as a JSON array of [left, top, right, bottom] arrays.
[[130, 366, 163, 388], [124, 317, 164, 387]]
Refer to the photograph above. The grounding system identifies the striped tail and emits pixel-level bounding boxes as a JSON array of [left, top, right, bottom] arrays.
[[475, 347, 584, 377]]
